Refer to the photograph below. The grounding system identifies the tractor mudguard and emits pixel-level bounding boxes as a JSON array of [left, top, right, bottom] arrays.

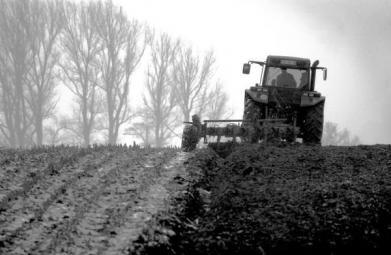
[[245, 88, 268, 104], [300, 95, 325, 107]]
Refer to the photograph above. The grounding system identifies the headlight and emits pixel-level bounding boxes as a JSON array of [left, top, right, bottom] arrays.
[[260, 94, 268, 102], [303, 92, 321, 97]]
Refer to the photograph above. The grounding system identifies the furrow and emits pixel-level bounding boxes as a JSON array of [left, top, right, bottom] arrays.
[[0, 151, 116, 255], [0, 152, 110, 243], [0, 150, 80, 211], [30, 151, 143, 255], [103, 152, 185, 254]]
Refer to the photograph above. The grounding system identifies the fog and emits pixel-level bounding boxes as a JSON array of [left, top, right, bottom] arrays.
[[1, 0, 390, 146], [285, 0, 391, 143], [115, 0, 391, 144]]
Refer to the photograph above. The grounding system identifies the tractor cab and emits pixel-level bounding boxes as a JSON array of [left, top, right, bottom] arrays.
[[264, 56, 310, 89], [242, 55, 327, 91]]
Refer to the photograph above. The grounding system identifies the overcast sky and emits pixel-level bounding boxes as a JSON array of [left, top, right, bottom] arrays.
[[109, 0, 391, 144]]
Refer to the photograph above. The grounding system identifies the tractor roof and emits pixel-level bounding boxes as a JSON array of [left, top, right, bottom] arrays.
[[267, 55, 310, 69]]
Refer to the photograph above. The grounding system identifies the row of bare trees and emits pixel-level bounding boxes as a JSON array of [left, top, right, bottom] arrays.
[[126, 33, 231, 147], [60, 1, 150, 145], [0, 0, 145, 146], [0, 0, 63, 147], [0, 0, 230, 147]]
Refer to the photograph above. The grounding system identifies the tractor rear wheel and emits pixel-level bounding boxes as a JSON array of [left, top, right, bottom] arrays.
[[242, 98, 262, 143], [302, 101, 324, 145], [181, 124, 199, 151]]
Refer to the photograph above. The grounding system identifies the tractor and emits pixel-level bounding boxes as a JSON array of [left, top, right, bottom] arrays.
[[181, 55, 327, 151]]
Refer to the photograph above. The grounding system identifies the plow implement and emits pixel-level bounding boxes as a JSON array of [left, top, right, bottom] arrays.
[[181, 114, 300, 151]]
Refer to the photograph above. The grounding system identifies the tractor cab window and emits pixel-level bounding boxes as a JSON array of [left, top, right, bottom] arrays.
[[265, 67, 309, 89]]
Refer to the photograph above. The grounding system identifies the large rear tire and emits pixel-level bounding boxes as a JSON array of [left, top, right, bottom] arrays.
[[242, 97, 262, 143], [302, 101, 324, 145], [181, 124, 199, 151]]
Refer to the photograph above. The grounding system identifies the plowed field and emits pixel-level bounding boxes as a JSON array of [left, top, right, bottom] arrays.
[[0, 146, 188, 255], [141, 144, 391, 255], [2, 144, 391, 255]]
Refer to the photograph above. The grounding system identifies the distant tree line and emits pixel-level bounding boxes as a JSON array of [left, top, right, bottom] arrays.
[[0, 0, 231, 148], [322, 121, 361, 146]]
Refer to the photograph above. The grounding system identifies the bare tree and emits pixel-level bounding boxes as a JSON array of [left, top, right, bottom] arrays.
[[322, 121, 362, 146], [322, 122, 338, 145], [43, 115, 69, 145], [26, 0, 64, 146], [60, 1, 102, 146], [138, 34, 179, 147], [350, 135, 361, 146], [0, 0, 33, 147], [93, 0, 150, 144], [203, 82, 232, 120], [124, 108, 154, 147], [0, 132, 6, 146], [173, 46, 215, 121]]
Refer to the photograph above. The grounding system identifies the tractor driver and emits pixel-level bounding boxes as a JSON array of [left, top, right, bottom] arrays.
[[276, 67, 297, 88]]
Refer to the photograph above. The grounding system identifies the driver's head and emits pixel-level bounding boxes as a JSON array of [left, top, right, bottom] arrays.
[[281, 67, 287, 72]]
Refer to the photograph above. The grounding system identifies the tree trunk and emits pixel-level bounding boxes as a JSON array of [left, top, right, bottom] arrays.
[[36, 116, 43, 146], [14, 73, 25, 147], [154, 124, 160, 147], [184, 110, 190, 122], [83, 130, 90, 147]]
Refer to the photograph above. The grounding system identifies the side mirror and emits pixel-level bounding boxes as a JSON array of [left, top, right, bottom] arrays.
[[323, 68, 327, 80], [242, 63, 251, 74]]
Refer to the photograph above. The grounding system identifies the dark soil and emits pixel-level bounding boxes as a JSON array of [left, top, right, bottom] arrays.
[[146, 144, 391, 255]]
